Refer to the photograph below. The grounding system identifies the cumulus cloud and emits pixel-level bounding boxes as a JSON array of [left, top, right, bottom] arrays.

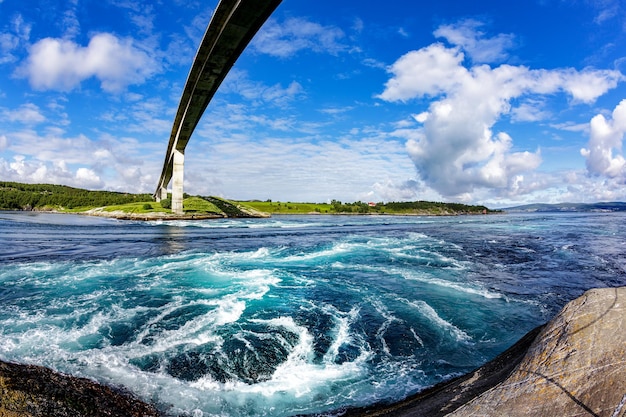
[[17, 33, 158, 93], [252, 17, 346, 58], [0, 127, 161, 192], [378, 24, 623, 199], [0, 155, 105, 189], [581, 99, 626, 179], [75, 167, 103, 188], [2, 155, 70, 184]]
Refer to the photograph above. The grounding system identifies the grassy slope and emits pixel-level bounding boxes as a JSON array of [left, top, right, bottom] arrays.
[[240, 201, 332, 214], [0, 182, 493, 217], [238, 201, 492, 215], [61, 197, 223, 215], [99, 197, 222, 215]]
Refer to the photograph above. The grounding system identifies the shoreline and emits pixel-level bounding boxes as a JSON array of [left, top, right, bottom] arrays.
[[79, 208, 228, 221], [2, 208, 498, 221]]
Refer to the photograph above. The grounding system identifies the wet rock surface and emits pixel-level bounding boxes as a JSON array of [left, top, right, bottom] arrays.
[[0, 361, 159, 417], [448, 286, 626, 417]]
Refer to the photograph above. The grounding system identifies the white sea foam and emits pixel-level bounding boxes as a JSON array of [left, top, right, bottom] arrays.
[[400, 269, 505, 299], [280, 241, 358, 263], [406, 300, 471, 343], [371, 299, 403, 356], [323, 305, 360, 363], [410, 327, 424, 347], [347, 262, 505, 300]]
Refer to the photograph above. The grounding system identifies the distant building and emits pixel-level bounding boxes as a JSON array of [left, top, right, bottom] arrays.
[[368, 202, 377, 207]]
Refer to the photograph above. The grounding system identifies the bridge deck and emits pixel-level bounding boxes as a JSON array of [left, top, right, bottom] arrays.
[[154, 0, 282, 213]]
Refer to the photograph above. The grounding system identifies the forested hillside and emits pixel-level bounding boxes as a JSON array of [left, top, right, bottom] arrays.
[[241, 199, 495, 215], [1, 181, 496, 216], [0, 182, 152, 210]]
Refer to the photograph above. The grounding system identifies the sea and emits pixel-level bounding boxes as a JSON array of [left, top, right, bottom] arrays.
[[1, 211, 625, 416]]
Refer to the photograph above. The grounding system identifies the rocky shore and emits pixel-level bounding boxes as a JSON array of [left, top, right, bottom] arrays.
[[0, 360, 159, 417], [1, 287, 624, 417], [343, 286, 626, 417]]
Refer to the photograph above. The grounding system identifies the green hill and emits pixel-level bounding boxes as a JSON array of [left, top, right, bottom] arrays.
[[0, 182, 497, 218], [0, 182, 152, 211], [239, 199, 495, 215], [0, 182, 262, 218]]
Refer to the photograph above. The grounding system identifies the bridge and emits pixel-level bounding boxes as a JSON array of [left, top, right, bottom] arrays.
[[154, 0, 282, 214]]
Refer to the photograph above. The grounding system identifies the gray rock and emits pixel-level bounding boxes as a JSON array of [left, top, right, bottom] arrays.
[[0, 360, 160, 417], [449, 286, 626, 417]]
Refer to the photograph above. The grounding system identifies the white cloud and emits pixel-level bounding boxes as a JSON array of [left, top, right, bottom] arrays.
[[103, 97, 172, 135], [252, 17, 346, 58], [186, 105, 417, 202], [61, 0, 81, 39], [378, 24, 623, 199], [551, 121, 588, 133], [558, 68, 624, 103], [0, 128, 161, 192], [378, 43, 467, 102], [221, 69, 304, 107], [2, 103, 46, 125], [590, 0, 623, 25], [184, 6, 215, 46], [319, 106, 354, 115], [0, 33, 19, 64], [0, 135, 8, 150], [17, 33, 159, 93], [75, 167, 103, 188], [0, 155, 108, 189], [511, 100, 551, 122], [434, 19, 515, 63], [0, 14, 31, 64], [581, 99, 626, 179]]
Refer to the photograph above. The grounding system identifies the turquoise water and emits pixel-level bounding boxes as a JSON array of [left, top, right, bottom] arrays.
[[1, 212, 625, 416]]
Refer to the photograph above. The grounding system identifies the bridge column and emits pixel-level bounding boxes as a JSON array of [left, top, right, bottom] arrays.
[[156, 186, 167, 202], [172, 149, 184, 215]]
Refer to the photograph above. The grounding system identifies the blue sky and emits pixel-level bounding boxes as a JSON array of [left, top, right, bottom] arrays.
[[1, 0, 626, 206]]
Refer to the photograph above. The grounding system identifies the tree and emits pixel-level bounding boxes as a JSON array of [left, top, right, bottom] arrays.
[[160, 198, 171, 209]]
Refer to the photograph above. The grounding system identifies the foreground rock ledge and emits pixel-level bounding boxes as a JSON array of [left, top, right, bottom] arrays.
[[448, 286, 626, 417], [0, 361, 159, 417], [1, 287, 625, 417]]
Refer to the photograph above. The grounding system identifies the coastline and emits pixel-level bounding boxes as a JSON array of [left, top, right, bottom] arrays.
[[80, 207, 228, 221], [3, 208, 498, 221]]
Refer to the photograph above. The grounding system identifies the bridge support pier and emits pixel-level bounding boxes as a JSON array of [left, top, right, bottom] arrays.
[[155, 186, 167, 202], [172, 149, 184, 215]]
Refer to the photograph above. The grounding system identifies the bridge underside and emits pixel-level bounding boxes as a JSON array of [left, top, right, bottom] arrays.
[[154, 0, 282, 214]]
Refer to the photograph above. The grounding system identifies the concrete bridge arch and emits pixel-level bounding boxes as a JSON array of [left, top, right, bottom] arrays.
[[154, 0, 282, 214]]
